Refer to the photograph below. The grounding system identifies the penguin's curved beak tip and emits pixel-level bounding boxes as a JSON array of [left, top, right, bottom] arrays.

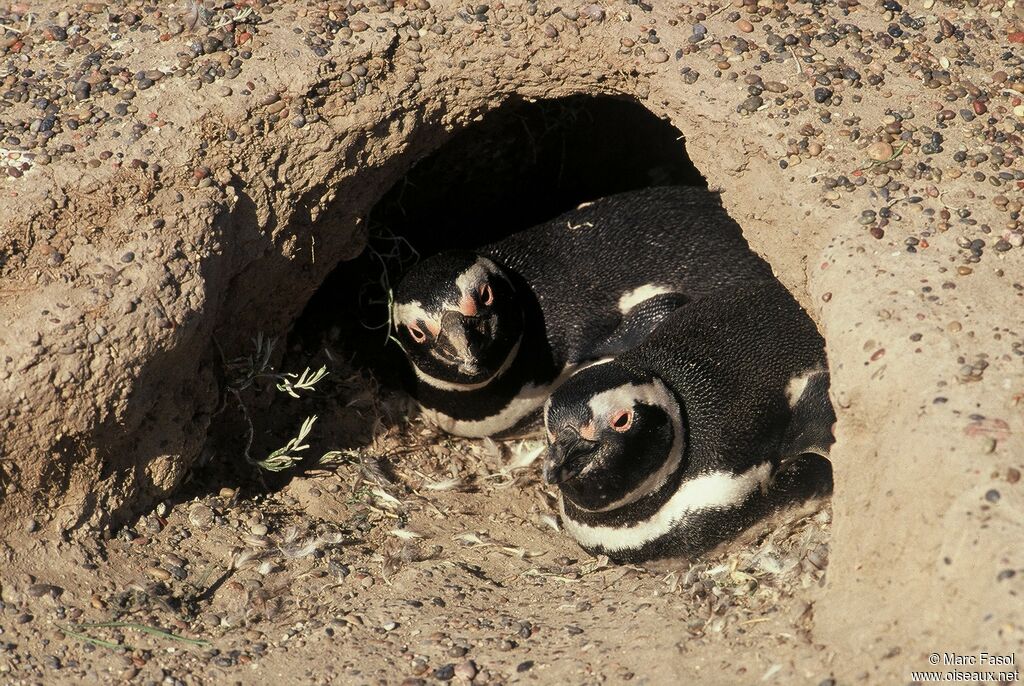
[[544, 434, 597, 485], [438, 311, 489, 373]]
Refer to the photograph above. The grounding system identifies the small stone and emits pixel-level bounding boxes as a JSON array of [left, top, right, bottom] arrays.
[[867, 142, 893, 161], [649, 50, 669, 63], [188, 504, 215, 528], [984, 489, 1000, 503], [454, 661, 478, 681], [736, 19, 753, 32], [146, 566, 171, 581], [813, 87, 833, 104], [27, 583, 62, 599], [740, 95, 763, 112], [433, 664, 455, 681]]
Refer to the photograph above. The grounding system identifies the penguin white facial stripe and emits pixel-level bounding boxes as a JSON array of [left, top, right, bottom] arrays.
[[577, 412, 685, 512], [421, 380, 551, 437], [396, 258, 505, 326], [454, 257, 503, 300], [586, 381, 675, 426], [561, 462, 773, 553], [617, 284, 674, 314], [393, 300, 434, 328], [430, 357, 615, 437], [411, 337, 522, 392], [785, 369, 825, 408]]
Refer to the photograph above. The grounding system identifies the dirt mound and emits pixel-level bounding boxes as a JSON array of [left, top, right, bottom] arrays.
[[2, 0, 1023, 681]]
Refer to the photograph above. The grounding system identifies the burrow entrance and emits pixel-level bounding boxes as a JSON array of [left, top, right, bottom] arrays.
[[295, 94, 704, 386], [203, 94, 710, 491]]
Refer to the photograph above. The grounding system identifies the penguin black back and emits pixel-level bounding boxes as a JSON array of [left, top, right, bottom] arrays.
[[483, 187, 778, 364], [391, 186, 783, 437]]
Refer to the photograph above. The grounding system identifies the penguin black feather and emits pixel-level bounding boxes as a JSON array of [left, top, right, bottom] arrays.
[[391, 186, 779, 437], [543, 283, 835, 563]]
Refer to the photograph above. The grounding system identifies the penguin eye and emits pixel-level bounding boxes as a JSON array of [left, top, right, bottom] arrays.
[[478, 283, 494, 307], [610, 409, 633, 432], [406, 323, 426, 343]]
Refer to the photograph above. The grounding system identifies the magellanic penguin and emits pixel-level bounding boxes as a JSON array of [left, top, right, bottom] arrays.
[[391, 186, 779, 438], [542, 284, 835, 564]]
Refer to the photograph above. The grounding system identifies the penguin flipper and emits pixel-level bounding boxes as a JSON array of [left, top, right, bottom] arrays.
[[584, 292, 691, 359], [779, 370, 836, 459]]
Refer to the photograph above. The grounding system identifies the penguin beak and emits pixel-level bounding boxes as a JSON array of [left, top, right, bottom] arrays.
[[437, 310, 491, 374], [545, 430, 599, 485]]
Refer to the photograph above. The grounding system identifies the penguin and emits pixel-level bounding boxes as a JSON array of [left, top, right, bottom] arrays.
[[542, 283, 835, 563], [391, 186, 779, 438]]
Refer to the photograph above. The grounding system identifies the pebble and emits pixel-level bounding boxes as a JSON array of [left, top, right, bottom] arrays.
[[27, 583, 62, 599], [188, 504, 214, 529], [433, 664, 455, 681], [867, 142, 893, 161], [146, 566, 171, 581], [454, 661, 478, 680]]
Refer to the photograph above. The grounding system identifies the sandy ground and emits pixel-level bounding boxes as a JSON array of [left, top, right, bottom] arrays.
[[2, 345, 837, 685]]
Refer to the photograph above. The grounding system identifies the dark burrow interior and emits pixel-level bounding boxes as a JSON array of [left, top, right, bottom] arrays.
[[193, 94, 707, 495], [297, 94, 705, 383]]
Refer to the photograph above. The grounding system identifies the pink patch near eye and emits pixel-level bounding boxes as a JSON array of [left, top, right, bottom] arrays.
[[579, 422, 597, 441], [610, 410, 633, 432], [458, 292, 478, 317], [480, 283, 494, 306], [407, 324, 426, 342]]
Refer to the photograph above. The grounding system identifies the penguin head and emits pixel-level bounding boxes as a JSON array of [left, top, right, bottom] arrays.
[[543, 362, 683, 512], [392, 251, 523, 386]]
